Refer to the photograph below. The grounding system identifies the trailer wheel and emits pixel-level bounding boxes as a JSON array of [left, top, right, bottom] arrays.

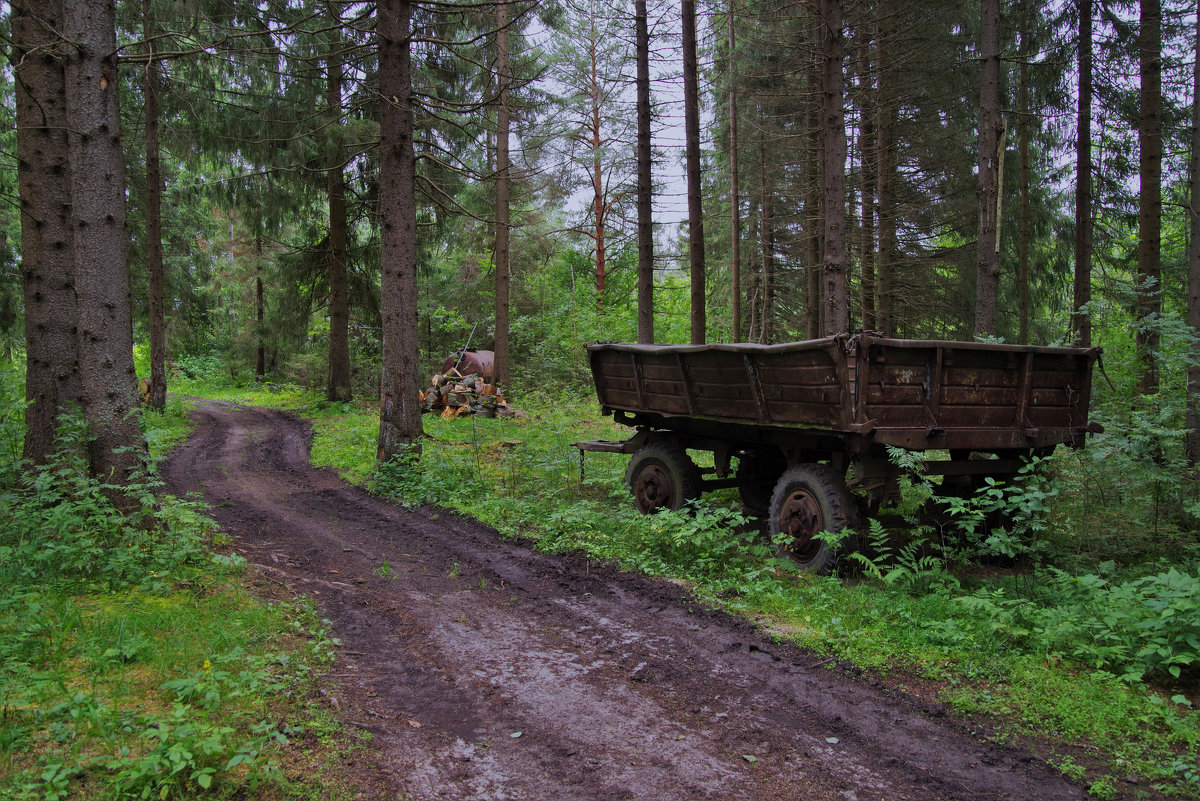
[[626, 443, 701, 514], [769, 464, 860, 574]]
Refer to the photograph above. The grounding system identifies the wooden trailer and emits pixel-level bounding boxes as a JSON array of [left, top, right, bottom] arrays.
[[575, 334, 1103, 572]]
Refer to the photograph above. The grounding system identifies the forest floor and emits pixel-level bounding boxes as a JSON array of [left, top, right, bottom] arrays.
[[162, 400, 1098, 801]]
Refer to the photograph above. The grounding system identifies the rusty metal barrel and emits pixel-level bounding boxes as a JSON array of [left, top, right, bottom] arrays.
[[442, 349, 495, 381]]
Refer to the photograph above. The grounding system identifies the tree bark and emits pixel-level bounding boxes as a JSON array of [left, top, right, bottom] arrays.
[[876, 0, 897, 336], [728, 0, 741, 341], [327, 41, 352, 402], [377, 0, 423, 462], [682, 0, 706, 344], [255, 236, 265, 380], [1136, 0, 1161, 396], [144, 0, 167, 411], [807, 17, 824, 340], [1016, 0, 1031, 345], [1072, 0, 1093, 347], [589, 22, 606, 305], [62, 0, 145, 483], [494, 0, 512, 388], [747, 200, 760, 341], [747, 181, 760, 342], [858, 25, 877, 333], [13, 0, 81, 463], [635, 0, 654, 344], [1185, 9, 1199, 466], [758, 141, 775, 344], [974, 0, 1002, 338], [820, 0, 848, 337]]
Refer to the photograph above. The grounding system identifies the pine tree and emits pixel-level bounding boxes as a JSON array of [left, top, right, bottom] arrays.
[[1073, 0, 1093, 348], [494, 0, 513, 391], [377, 0, 423, 462], [1136, 0, 1162, 396], [727, 0, 742, 340], [635, 0, 654, 343], [143, 0, 168, 410], [1185, 9, 1199, 466], [819, 0, 848, 336], [683, 0, 706, 344], [975, 0, 1002, 338], [549, 0, 639, 308], [326, 26, 352, 403]]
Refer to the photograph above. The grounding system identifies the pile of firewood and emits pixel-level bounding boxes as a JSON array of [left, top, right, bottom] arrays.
[[420, 369, 510, 418]]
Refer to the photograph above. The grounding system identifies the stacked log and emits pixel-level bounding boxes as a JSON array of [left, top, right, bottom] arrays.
[[420, 368, 510, 418]]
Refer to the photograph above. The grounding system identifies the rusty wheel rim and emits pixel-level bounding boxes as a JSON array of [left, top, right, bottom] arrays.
[[633, 462, 674, 512], [778, 487, 823, 562]]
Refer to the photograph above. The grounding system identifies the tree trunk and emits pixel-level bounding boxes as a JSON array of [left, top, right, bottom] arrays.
[[1136, 0, 1161, 396], [758, 141, 775, 344], [1073, 0, 1093, 347], [683, 0, 706, 344], [747, 183, 761, 342], [974, 0, 1002, 338], [1184, 9, 1199, 466], [255, 235, 265, 380], [494, 0, 512, 388], [1016, 0, 1031, 345], [820, 0, 848, 337], [728, 0, 741, 341], [806, 49, 823, 340], [858, 24, 877, 333], [327, 42, 352, 403], [635, 0, 654, 344], [589, 23, 606, 305], [62, 0, 145, 483], [876, 0, 897, 337], [144, 0, 167, 411], [377, 0, 423, 462], [13, 0, 81, 463]]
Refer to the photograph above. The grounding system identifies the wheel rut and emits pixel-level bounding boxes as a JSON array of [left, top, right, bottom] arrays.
[[162, 400, 1088, 801]]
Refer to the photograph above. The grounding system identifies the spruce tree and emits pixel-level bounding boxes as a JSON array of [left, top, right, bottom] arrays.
[[377, 0, 423, 462], [683, 0, 706, 344], [975, 0, 1002, 338], [13, 0, 147, 485]]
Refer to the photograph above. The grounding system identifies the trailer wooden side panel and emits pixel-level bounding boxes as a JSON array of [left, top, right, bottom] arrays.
[[587, 336, 1099, 454]]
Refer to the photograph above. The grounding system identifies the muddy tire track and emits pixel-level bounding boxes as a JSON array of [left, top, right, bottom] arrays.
[[162, 401, 1088, 801]]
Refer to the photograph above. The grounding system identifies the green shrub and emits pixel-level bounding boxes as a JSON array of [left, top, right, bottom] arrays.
[[0, 416, 211, 592], [0, 407, 337, 800], [175, 352, 227, 383], [958, 564, 1200, 684]]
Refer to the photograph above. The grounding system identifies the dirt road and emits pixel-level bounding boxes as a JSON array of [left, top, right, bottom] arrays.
[[162, 400, 1088, 801]]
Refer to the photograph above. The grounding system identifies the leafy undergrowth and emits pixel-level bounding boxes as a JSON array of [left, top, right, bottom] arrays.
[[142, 397, 197, 461], [0, 380, 363, 800]]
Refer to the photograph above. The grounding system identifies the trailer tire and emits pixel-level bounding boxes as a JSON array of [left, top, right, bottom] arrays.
[[769, 464, 860, 574], [626, 443, 701, 514]]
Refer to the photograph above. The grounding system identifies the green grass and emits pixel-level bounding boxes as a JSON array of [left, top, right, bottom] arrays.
[[142, 397, 195, 460], [0, 386, 358, 801], [171, 375, 317, 410], [0, 580, 337, 800]]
